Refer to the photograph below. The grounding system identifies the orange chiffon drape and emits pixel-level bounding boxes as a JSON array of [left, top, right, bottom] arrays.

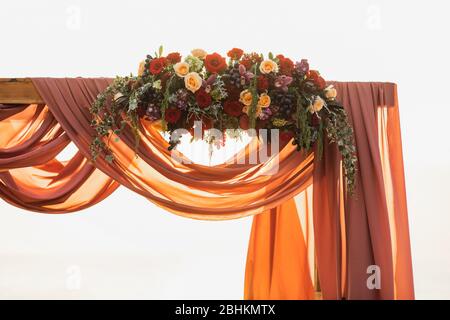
[[0, 78, 414, 299]]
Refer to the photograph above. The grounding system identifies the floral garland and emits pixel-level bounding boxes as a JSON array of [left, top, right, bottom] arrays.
[[90, 46, 357, 192]]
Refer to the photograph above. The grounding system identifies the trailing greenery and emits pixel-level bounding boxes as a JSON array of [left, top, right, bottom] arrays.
[[324, 100, 358, 193]]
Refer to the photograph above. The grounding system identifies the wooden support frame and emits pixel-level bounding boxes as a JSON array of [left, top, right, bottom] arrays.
[[0, 78, 44, 104]]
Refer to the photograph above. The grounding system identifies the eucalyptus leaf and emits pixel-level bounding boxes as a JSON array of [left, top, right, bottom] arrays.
[[128, 97, 138, 111]]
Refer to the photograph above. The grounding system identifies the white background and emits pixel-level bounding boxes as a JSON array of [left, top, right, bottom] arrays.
[[0, 0, 449, 299]]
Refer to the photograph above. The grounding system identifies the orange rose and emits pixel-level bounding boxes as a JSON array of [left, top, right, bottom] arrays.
[[257, 93, 271, 108], [239, 89, 253, 106]]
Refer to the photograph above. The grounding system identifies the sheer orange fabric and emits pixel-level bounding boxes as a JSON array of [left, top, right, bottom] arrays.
[[0, 103, 119, 212], [0, 79, 414, 299], [245, 198, 315, 299]]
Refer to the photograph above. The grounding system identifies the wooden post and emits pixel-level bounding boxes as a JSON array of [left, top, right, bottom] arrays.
[[0, 78, 44, 104]]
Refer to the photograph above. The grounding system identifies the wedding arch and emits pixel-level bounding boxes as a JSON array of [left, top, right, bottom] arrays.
[[0, 49, 414, 299]]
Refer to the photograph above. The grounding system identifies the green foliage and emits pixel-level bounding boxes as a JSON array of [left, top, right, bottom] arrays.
[[247, 64, 259, 129], [324, 102, 358, 193]]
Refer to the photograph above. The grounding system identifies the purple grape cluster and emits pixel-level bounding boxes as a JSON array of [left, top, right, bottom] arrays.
[[227, 63, 242, 88], [273, 91, 296, 118], [173, 89, 189, 110], [146, 103, 161, 121]]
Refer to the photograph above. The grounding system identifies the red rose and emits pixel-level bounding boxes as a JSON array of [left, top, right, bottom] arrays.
[[280, 131, 294, 145], [164, 107, 181, 124], [315, 76, 326, 90], [279, 57, 294, 76], [149, 57, 167, 75], [227, 48, 244, 60], [205, 52, 227, 73], [257, 75, 269, 92], [239, 114, 249, 130], [307, 70, 320, 81], [225, 83, 240, 100], [307, 70, 326, 89], [223, 101, 243, 117], [195, 89, 212, 108], [276, 54, 285, 60], [166, 52, 181, 64]]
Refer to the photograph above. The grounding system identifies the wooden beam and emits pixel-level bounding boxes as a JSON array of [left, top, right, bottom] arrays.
[[0, 78, 44, 104]]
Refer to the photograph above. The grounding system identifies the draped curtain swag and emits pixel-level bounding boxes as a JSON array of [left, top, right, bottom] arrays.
[[0, 78, 414, 299]]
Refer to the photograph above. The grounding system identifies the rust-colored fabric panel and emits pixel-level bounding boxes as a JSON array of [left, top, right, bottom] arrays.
[[314, 82, 413, 299], [340, 82, 395, 299]]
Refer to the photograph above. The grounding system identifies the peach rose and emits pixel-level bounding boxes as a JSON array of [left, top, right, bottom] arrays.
[[191, 48, 207, 60], [257, 93, 271, 108], [259, 60, 279, 74], [324, 85, 337, 100], [309, 96, 325, 113], [184, 72, 203, 93], [239, 89, 253, 106], [173, 62, 190, 77]]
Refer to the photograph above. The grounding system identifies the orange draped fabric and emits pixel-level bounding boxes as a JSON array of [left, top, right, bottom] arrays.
[[0, 103, 119, 212], [0, 78, 414, 299]]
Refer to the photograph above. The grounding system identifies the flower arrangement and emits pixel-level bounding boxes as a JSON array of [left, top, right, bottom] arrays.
[[90, 46, 357, 192]]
